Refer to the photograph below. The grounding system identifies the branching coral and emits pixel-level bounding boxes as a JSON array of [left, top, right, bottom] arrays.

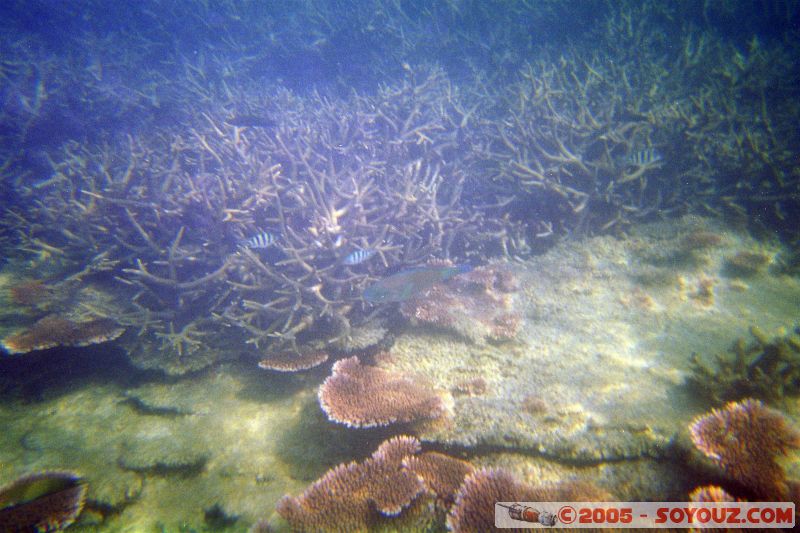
[[317, 356, 444, 428], [689, 398, 800, 499], [688, 325, 800, 403]]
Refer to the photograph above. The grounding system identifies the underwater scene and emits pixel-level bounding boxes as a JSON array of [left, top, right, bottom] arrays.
[[1, 0, 800, 531]]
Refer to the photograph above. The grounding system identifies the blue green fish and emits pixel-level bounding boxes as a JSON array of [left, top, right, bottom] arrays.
[[363, 264, 472, 303]]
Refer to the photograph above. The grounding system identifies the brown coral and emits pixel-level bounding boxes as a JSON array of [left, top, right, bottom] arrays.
[[0, 471, 87, 532], [724, 251, 771, 277], [7, 280, 53, 308], [1, 315, 126, 354], [689, 398, 800, 499], [402, 452, 474, 508], [447, 468, 538, 533], [318, 356, 444, 428], [257, 350, 328, 371], [447, 468, 611, 533], [276, 436, 424, 531], [689, 485, 737, 503]]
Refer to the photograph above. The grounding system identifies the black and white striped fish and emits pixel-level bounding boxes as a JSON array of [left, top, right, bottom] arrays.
[[627, 148, 663, 166], [343, 248, 376, 265], [239, 231, 278, 250]]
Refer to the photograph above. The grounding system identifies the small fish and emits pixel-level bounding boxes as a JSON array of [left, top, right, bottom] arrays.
[[626, 148, 663, 166], [343, 249, 377, 265], [239, 231, 278, 250], [363, 264, 472, 303]]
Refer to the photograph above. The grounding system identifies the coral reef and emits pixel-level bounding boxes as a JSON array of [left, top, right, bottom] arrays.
[[318, 356, 444, 428], [1, 315, 125, 354], [276, 436, 425, 531], [688, 325, 800, 403], [402, 451, 474, 508], [689, 485, 737, 503], [447, 467, 609, 533], [257, 350, 329, 372], [689, 398, 800, 499], [400, 264, 522, 343], [723, 250, 772, 277], [0, 471, 87, 532]]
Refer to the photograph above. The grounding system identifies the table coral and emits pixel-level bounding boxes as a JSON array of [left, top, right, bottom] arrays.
[[276, 436, 425, 531], [318, 356, 444, 428], [689, 398, 800, 499]]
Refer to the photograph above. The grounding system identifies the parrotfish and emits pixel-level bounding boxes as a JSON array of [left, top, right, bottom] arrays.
[[363, 264, 472, 303], [343, 248, 377, 265]]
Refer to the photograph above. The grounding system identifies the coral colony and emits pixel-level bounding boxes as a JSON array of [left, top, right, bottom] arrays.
[[1, 1, 799, 531]]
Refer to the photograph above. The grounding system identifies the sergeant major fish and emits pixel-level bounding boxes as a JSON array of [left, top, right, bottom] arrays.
[[343, 248, 377, 265], [239, 231, 278, 250], [363, 264, 472, 303], [626, 148, 663, 167]]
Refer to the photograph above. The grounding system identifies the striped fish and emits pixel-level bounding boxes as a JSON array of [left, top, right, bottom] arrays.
[[627, 148, 663, 166], [239, 231, 277, 250], [343, 248, 377, 265]]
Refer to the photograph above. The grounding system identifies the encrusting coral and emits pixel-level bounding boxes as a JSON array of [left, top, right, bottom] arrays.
[[1, 315, 125, 354], [0, 471, 87, 532], [689, 398, 800, 499], [318, 356, 444, 428]]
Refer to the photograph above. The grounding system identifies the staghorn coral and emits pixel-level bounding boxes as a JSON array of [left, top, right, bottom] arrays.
[[0, 471, 87, 532], [689, 398, 800, 499], [400, 264, 522, 343], [1, 315, 125, 354], [257, 350, 329, 372], [6, 67, 512, 373], [318, 356, 444, 428], [276, 436, 424, 532], [688, 325, 800, 403]]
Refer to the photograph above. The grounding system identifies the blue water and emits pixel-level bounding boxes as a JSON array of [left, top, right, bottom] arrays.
[[1, 1, 799, 531]]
